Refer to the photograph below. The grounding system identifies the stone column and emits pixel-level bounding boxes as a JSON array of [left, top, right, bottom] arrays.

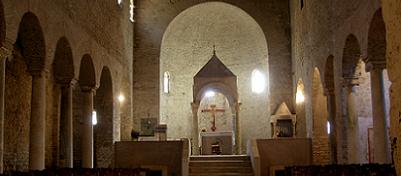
[[234, 102, 241, 154], [29, 70, 47, 170], [345, 85, 360, 163], [326, 89, 337, 164], [191, 102, 199, 155], [59, 81, 75, 168], [0, 47, 10, 173], [366, 62, 391, 163], [81, 86, 94, 168]]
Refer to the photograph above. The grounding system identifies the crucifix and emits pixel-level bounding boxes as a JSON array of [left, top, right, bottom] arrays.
[[201, 104, 225, 132]]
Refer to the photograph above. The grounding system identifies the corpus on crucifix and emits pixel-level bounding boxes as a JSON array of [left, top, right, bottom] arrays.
[[201, 104, 225, 132]]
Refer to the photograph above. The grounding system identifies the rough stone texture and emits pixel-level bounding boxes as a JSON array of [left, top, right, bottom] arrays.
[[133, 0, 293, 141], [311, 69, 330, 164], [382, 0, 401, 174], [4, 54, 31, 171], [0, 0, 133, 170]]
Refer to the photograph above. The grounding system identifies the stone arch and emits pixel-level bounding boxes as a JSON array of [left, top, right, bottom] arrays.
[[295, 79, 307, 138], [311, 67, 330, 164], [15, 12, 46, 73], [94, 66, 113, 168], [73, 54, 96, 167], [324, 55, 338, 164], [159, 2, 268, 154], [195, 82, 237, 106], [367, 9, 386, 64], [52, 37, 74, 168], [367, 8, 391, 164], [53, 37, 74, 84], [78, 54, 96, 89], [341, 34, 365, 164], [342, 34, 362, 79]]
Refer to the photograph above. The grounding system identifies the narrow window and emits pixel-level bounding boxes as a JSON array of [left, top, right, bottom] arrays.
[[252, 69, 265, 94], [163, 72, 170, 93], [117, 0, 123, 7], [300, 0, 304, 10], [92, 111, 97, 126], [327, 121, 331, 134], [130, 0, 135, 22]]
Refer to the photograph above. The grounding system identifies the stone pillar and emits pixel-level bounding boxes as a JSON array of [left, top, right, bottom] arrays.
[[59, 81, 75, 168], [345, 85, 360, 163], [81, 86, 94, 168], [191, 102, 199, 155], [366, 62, 391, 163], [326, 89, 337, 164], [29, 70, 47, 170], [0, 47, 10, 173], [234, 102, 241, 154]]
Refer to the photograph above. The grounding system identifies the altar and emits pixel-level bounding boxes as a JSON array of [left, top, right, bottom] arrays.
[[201, 131, 233, 155]]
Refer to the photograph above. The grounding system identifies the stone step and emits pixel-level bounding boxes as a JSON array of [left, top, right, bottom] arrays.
[[189, 173, 254, 176], [190, 160, 252, 167], [190, 155, 250, 161], [189, 155, 253, 176], [190, 166, 253, 173]]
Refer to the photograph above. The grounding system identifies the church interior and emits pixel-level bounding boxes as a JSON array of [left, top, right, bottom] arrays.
[[1, 0, 401, 175]]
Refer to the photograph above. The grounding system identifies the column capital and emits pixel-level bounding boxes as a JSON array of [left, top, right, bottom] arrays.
[[0, 47, 11, 60], [324, 88, 335, 96], [30, 69, 48, 77], [342, 77, 359, 88], [60, 78, 77, 89], [364, 58, 386, 72], [80, 85, 96, 93]]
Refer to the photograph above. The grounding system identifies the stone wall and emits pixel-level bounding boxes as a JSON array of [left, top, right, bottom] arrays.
[[4, 54, 31, 171], [1, 0, 133, 170], [382, 0, 401, 174], [133, 0, 293, 142], [135, 0, 292, 153], [290, 0, 388, 164]]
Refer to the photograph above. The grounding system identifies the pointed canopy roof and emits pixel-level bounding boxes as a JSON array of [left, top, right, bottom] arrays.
[[273, 102, 292, 116], [195, 49, 236, 78]]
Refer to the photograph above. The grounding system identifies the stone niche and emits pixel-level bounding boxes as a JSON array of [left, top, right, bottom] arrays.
[[270, 103, 296, 138]]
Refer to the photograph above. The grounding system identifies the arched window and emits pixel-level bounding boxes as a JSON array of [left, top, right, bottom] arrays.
[[92, 110, 97, 126], [163, 72, 170, 93], [117, 0, 123, 7], [251, 69, 265, 93]]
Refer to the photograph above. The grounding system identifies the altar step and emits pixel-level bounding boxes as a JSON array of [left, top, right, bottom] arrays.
[[189, 155, 254, 176]]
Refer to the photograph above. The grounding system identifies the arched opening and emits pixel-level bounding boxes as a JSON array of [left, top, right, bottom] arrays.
[[94, 67, 114, 168], [295, 79, 306, 138], [159, 2, 268, 154], [341, 34, 371, 164], [52, 37, 74, 168], [324, 55, 338, 164], [367, 9, 391, 164], [197, 91, 234, 154], [311, 68, 330, 164], [5, 12, 46, 171], [74, 54, 96, 168]]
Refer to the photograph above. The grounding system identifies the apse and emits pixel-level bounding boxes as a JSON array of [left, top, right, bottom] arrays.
[[159, 2, 269, 150]]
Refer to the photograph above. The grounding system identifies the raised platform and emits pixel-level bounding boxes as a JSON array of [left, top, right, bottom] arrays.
[[189, 155, 253, 176]]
